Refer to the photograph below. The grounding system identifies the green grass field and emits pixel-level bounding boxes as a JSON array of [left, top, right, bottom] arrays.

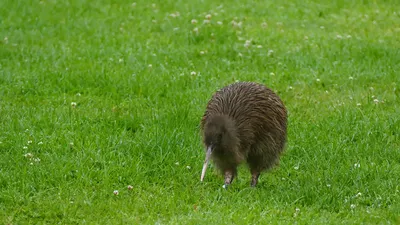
[[1, 0, 400, 224]]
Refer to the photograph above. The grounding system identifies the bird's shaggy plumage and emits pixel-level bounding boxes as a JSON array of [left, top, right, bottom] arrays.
[[200, 82, 287, 187]]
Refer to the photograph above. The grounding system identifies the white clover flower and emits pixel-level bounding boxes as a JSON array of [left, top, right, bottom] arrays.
[[244, 40, 251, 48], [205, 14, 212, 19], [191, 19, 198, 24], [113, 190, 119, 195], [190, 71, 197, 76], [71, 102, 77, 107], [128, 185, 133, 190], [261, 22, 268, 28]]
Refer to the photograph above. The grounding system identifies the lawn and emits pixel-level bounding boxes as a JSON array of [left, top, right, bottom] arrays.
[[1, 0, 399, 224]]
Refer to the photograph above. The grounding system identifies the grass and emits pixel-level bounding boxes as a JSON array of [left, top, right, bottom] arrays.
[[1, 0, 399, 224]]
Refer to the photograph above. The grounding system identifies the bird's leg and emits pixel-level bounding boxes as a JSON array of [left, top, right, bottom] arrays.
[[250, 170, 260, 187], [223, 169, 236, 188]]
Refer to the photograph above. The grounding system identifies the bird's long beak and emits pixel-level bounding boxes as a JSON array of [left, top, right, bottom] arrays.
[[200, 146, 212, 182]]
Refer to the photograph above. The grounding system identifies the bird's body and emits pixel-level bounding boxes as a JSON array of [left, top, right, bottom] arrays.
[[200, 82, 287, 187]]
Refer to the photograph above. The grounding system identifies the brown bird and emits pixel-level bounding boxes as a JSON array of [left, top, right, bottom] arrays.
[[200, 81, 287, 187]]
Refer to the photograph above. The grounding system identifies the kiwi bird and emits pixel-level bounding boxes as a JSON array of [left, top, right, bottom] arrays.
[[200, 81, 287, 187]]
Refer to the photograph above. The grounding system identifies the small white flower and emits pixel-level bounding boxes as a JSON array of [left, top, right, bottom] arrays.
[[76, 93, 81, 97], [148, 64, 152, 68], [199, 51, 205, 55], [191, 19, 197, 24], [69, 142, 74, 146], [327, 184, 331, 188], [261, 22, 268, 28], [316, 78, 320, 82], [190, 71, 197, 76], [71, 102, 77, 107], [205, 14, 212, 19], [128, 185, 133, 190], [186, 166, 191, 170], [354, 163, 360, 168], [203, 19, 210, 24], [222, 184, 227, 189], [113, 190, 119, 195], [373, 99, 379, 104], [28, 140, 33, 144], [267, 49, 274, 56], [244, 40, 251, 48], [193, 27, 199, 33], [33, 158, 41, 163], [289, 86, 293, 90], [350, 204, 356, 209], [231, 20, 238, 27], [23, 146, 28, 150], [24, 153, 33, 158]]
